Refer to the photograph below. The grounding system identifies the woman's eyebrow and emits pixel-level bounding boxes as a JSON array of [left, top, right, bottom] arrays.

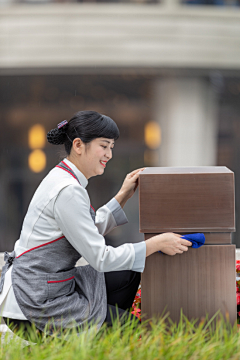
[[101, 140, 115, 145]]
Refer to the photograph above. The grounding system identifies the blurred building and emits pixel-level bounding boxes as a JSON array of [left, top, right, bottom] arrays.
[[0, 0, 240, 250]]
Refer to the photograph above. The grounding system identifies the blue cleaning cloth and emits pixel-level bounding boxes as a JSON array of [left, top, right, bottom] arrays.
[[158, 233, 205, 253], [181, 233, 205, 248]]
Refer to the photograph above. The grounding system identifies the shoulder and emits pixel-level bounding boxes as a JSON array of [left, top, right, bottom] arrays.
[[55, 181, 90, 207], [39, 167, 79, 193], [29, 166, 85, 207], [54, 183, 91, 218], [58, 182, 89, 199]]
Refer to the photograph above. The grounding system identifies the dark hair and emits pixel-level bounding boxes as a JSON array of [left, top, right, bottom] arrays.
[[47, 110, 120, 155]]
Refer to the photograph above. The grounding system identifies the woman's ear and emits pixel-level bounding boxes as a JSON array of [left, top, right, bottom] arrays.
[[72, 138, 84, 155]]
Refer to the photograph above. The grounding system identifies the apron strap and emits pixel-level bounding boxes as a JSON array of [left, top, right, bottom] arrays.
[[0, 250, 15, 293]]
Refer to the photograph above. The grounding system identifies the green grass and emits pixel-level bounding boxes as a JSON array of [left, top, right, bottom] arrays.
[[1, 313, 240, 360]]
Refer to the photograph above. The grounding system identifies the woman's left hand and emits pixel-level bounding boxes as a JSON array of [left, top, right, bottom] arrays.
[[115, 168, 145, 208]]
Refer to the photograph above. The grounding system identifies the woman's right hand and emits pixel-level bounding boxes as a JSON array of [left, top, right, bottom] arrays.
[[145, 233, 192, 257]]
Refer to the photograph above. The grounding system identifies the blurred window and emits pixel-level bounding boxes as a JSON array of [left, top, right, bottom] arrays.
[[2, 0, 159, 4], [0, 73, 151, 251], [183, 0, 240, 5]]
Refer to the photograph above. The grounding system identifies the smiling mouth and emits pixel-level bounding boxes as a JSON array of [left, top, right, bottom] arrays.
[[100, 161, 107, 168]]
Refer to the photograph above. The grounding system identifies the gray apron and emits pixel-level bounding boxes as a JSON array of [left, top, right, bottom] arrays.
[[0, 161, 107, 333]]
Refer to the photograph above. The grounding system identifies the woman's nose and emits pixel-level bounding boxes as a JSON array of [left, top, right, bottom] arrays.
[[106, 148, 112, 160]]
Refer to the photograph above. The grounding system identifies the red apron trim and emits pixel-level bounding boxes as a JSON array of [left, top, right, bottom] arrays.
[[90, 204, 95, 212], [55, 165, 79, 182], [47, 276, 74, 284], [16, 236, 65, 258], [61, 161, 72, 170]]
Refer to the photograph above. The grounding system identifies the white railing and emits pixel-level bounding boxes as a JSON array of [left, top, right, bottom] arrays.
[[0, 3, 240, 72]]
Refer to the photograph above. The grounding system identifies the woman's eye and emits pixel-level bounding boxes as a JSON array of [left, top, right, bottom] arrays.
[[101, 146, 107, 149]]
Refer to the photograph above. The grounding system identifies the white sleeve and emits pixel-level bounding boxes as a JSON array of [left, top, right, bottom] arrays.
[[94, 198, 128, 236], [54, 185, 146, 273]]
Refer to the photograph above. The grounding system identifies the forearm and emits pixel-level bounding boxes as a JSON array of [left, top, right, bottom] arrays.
[[145, 235, 160, 257], [115, 168, 144, 208], [114, 191, 129, 209], [95, 198, 128, 235]]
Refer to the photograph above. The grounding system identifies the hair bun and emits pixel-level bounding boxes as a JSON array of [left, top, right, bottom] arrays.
[[47, 127, 67, 145]]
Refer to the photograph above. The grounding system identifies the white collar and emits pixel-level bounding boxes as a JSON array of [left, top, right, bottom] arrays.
[[63, 158, 88, 189]]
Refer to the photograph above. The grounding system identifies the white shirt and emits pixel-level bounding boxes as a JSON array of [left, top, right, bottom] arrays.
[[1, 158, 146, 320]]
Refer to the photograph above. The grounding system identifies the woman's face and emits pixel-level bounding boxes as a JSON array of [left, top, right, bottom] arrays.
[[78, 137, 115, 179]]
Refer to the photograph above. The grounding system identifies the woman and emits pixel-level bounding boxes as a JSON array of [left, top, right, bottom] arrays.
[[0, 111, 191, 338]]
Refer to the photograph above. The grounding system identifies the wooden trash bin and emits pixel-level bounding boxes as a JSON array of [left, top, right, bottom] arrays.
[[139, 167, 236, 325]]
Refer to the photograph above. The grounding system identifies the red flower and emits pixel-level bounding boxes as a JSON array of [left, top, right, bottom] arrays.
[[132, 287, 141, 321], [236, 293, 240, 305], [131, 308, 141, 320]]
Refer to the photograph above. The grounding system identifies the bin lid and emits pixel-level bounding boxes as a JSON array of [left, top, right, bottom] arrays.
[[139, 166, 235, 233]]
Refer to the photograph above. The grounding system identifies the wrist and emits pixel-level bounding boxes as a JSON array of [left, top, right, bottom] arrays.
[[115, 190, 128, 208], [145, 235, 160, 257]]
